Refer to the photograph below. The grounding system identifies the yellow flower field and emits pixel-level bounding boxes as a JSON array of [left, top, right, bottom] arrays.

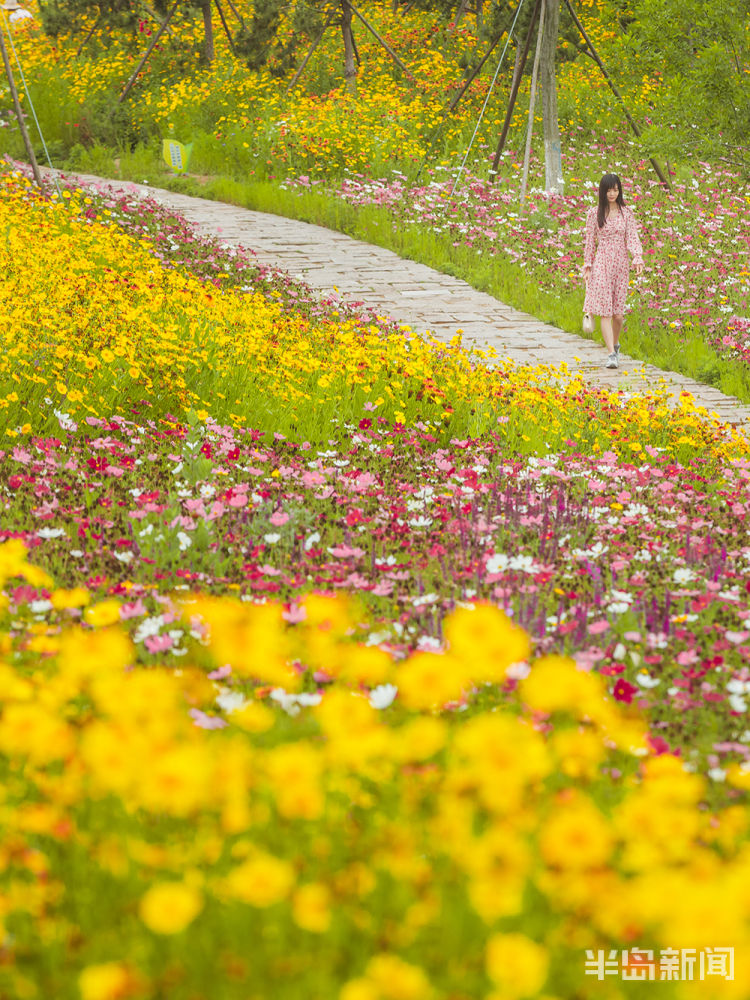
[[0, 170, 743, 463], [1, 541, 748, 999]]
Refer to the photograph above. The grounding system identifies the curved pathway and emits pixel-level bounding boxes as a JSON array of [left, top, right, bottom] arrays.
[[44, 168, 750, 429]]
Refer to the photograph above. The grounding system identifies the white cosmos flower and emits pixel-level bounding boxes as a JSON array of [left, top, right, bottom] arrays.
[[37, 527, 65, 539], [215, 688, 248, 714], [369, 684, 398, 709], [304, 532, 321, 551], [508, 555, 535, 572], [269, 688, 322, 715], [673, 568, 696, 584], [412, 593, 439, 606], [485, 553, 509, 574], [635, 673, 660, 688], [133, 615, 165, 643], [506, 662, 531, 680]]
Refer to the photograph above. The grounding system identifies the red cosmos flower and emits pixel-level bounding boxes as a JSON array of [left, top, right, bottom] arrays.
[[87, 457, 107, 472], [200, 441, 212, 459], [358, 418, 372, 430], [226, 447, 240, 461], [646, 735, 676, 756], [613, 679, 638, 704]]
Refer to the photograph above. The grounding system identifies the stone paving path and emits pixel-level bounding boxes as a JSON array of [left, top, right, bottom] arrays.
[[49, 168, 750, 429]]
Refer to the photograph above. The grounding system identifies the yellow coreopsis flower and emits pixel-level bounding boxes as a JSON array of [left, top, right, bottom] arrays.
[[396, 650, 468, 710], [539, 795, 614, 871], [78, 961, 131, 1000], [520, 655, 608, 719], [292, 882, 332, 933], [265, 742, 324, 820], [83, 600, 122, 628], [443, 603, 530, 682], [224, 851, 295, 907], [363, 953, 434, 1000], [485, 933, 549, 999], [139, 881, 203, 935]]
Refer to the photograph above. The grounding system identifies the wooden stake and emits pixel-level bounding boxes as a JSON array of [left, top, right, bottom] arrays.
[[75, 14, 102, 58], [519, 0, 545, 209], [452, 0, 469, 32], [0, 19, 42, 186], [222, 0, 244, 28], [213, 0, 235, 54], [447, 17, 509, 115], [142, 4, 174, 36], [490, 0, 543, 180], [562, 0, 671, 192], [347, 0, 413, 79], [351, 24, 361, 66], [118, 0, 180, 103], [286, 6, 337, 94]]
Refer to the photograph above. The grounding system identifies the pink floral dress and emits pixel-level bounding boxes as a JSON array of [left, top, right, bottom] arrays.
[[583, 205, 643, 317]]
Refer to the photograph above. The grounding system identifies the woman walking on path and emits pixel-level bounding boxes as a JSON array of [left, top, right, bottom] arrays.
[[583, 173, 644, 369]]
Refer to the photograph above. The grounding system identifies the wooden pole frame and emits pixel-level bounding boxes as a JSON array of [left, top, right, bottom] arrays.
[[347, 0, 413, 79], [447, 4, 518, 115], [0, 16, 41, 186], [118, 0, 180, 103], [519, 0, 545, 209], [213, 0, 235, 54], [490, 0, 543, 180], [562, 0, 671, 191], [286, 6, 337, 94], [75, 13, 102, 58], [222, 0, 244, 28]]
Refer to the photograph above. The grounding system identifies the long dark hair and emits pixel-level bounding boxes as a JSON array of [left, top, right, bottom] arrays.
[[597, 173, 625, 228]]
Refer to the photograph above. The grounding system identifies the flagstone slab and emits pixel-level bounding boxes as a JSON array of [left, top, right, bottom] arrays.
[[43, 169, 750, 431]]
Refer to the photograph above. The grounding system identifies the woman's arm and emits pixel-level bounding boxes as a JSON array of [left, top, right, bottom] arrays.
[[583, 207, 597, 276], [625, 208, 644, 273]]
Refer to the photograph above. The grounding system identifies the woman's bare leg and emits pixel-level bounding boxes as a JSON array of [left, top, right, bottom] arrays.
[[613, 314, 624, 349], [600, 315, 615, 353]]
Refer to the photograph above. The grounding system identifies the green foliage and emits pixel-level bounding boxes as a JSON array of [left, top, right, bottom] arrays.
[[234, 0, 325, 76], [37, 0, 137, 40], [626, 0, 750, 173]]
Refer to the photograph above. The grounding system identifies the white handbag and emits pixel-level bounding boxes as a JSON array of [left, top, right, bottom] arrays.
[[582, 276, 595, 334]]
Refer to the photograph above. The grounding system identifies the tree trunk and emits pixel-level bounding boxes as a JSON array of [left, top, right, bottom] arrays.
[[201, 0, 214, 63], [341, 1, 357, 95], [540, 0, 563, 193]]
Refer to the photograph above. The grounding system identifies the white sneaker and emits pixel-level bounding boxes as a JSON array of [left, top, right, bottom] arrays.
[[605, 352, 618, 369]]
